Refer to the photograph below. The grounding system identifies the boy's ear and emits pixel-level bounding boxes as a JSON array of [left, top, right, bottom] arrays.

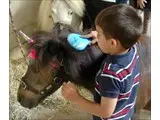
[[110, 39, 118, 47]]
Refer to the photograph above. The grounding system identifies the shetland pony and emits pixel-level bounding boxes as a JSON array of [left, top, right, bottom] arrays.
[[18, 23, 105, 108], [17, 23, 151, 112]]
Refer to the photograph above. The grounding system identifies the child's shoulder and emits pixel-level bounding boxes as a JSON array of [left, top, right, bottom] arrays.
[[101, 60, 125, 75], [101, 45, 137, 75]]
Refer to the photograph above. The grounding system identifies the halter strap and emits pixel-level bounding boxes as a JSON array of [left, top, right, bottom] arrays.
[[21, 76, 64, 95], [20, 64, 70, 96], [20, 48, 68, 96]]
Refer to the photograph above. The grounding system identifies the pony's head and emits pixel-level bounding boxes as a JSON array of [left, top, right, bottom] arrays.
[[51, 0, 85, 24], [37, 0, 85, 31], [17, 23, 76, 109]]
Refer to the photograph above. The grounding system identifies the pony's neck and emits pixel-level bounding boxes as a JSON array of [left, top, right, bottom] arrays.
[[61, 43, 105, 91]]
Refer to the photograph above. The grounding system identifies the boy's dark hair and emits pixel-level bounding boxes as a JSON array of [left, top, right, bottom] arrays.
[[95, 4, 143, 49]]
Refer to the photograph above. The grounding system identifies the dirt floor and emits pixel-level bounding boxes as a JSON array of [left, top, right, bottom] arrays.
[[9, 46, 151, 120]]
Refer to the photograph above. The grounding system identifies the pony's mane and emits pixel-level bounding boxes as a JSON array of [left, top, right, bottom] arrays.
[[31, 23, 104, 87], [31, 23, 75, 65]]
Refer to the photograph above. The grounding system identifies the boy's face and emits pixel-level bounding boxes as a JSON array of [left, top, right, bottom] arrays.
[[96, 25, 115, 54]]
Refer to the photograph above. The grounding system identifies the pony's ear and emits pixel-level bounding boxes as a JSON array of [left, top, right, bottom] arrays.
[[31, 31, 50, 44], [38, 41, 59, 66], [30, 31, 58, 66]]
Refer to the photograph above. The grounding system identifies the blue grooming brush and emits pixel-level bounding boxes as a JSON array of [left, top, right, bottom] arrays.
[[67, 33, 92, 51]]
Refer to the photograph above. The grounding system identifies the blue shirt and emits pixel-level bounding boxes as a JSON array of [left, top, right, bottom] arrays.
[[93, 45, 140, 120]]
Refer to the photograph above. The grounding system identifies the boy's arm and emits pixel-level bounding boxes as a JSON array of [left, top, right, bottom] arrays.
[[75, 95, 117, 118], [62, 82, 117, 118]]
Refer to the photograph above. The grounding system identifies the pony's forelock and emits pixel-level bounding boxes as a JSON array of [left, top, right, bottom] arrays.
[[30, 24, 76, 66]]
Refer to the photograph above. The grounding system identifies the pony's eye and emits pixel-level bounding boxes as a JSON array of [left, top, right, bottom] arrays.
[[49, 15, 52, 18], [54, 77, 62, 84], [68, 11, 73, 15], [70, 11, 73, 15]]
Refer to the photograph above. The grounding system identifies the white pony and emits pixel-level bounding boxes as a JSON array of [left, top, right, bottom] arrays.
[[37, 0, 85, 31], [37, 0, 150, 35]]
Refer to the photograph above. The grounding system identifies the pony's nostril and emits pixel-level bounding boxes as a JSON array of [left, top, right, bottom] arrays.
[[17, 96, 21, 102], [29, 102, 35, 109], [17, 93, 23, 102], [22, 76, 25, 81], [19, 97, 35, 109]]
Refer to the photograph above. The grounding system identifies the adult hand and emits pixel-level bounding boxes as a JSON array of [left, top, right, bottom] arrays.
[[137, 0, 147, 9]]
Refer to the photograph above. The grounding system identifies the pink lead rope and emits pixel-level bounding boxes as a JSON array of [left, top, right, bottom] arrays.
[[19, 30, 35, 44]]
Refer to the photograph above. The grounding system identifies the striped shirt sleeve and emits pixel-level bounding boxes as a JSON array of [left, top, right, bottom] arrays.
[[98, 75, 122, 98]]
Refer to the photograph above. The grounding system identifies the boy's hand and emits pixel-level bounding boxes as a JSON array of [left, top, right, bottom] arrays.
[[81, 31, 98, 45], [62, 82, 81, 103], [137, 0, 147, 9]]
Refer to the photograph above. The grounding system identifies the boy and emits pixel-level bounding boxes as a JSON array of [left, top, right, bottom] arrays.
[[62, 4, 143, 120]]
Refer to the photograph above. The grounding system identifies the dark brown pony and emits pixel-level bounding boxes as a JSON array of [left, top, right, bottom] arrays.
[[18, 21, 150, 111], [17, 23, 105, 109]]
